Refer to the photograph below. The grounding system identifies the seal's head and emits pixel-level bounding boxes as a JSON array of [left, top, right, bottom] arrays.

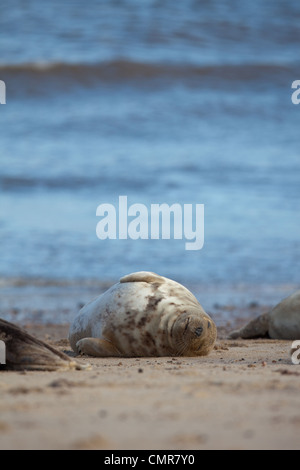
[[171, 309, 217, 357]]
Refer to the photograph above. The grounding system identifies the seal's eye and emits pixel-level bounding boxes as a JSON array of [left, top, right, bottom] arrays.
[[183, 317, 190, 334], [195, 327, 203, 337]]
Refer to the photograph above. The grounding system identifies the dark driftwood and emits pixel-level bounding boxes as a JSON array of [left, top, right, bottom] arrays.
[[0, 318, 88, 371]]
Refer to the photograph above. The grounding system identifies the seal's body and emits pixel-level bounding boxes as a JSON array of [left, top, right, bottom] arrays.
[[0, 318, 87, 371], [229, 289, 300, 340], [69, 272, 217, 357]]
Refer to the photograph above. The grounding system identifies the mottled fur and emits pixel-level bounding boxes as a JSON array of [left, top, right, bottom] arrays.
[[229, 290, 300, 340], [69, 271, 217, 357], [0, 319, 87, 371]]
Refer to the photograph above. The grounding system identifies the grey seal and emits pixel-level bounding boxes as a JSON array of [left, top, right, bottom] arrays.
[[0, 318, 88, 371], [69, 271, 217, 357], [229, 289, 300, 340]]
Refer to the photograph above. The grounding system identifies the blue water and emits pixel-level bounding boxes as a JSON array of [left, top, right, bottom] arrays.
[[0, 0, 300, 293]]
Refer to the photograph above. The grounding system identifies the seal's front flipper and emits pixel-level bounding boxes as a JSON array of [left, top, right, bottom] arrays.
[[76, 338, 121, 357], [228, 313, 270, 339], [120, 271, 165, 284]]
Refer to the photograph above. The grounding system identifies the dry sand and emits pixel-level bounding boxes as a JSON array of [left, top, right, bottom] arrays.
[[0, 323, 299, 450]]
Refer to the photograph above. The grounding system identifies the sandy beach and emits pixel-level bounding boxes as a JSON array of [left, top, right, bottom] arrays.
[[0, 321, 299, 450], [1, 0, 300, 454]]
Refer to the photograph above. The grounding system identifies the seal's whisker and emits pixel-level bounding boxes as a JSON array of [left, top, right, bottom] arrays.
[[175, 339, 189, 357]]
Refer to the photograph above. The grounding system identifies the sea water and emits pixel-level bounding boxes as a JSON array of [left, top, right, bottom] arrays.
[[0, 0, 299, 321]]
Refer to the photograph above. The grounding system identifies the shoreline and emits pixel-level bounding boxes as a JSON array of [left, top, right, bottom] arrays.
[[0, 321, 300, 450], [0, 277, 298, 327], [1, 280, 300, 450]]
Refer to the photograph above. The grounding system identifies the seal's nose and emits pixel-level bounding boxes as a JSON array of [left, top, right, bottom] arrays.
[[195, 326, 203, 337]]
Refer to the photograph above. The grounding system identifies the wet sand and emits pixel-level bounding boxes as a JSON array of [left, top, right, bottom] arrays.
[[0, 322, 299, 450]]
